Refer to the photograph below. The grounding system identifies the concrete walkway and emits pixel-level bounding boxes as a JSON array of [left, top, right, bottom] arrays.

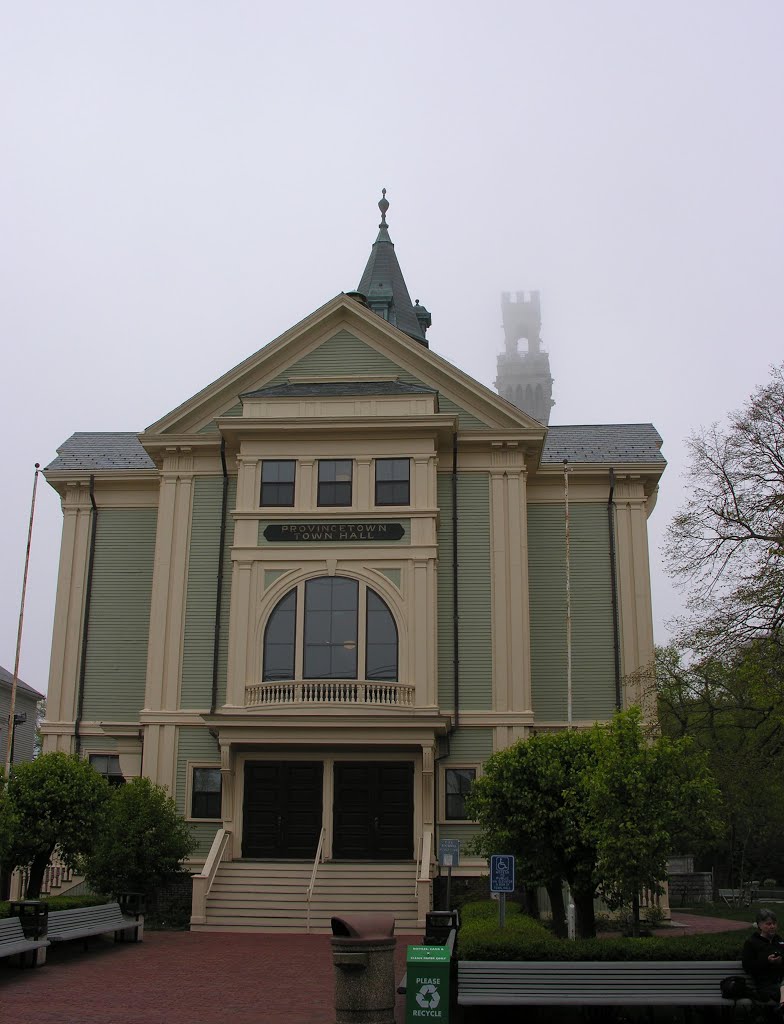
[[0, 914, 752, 1024]]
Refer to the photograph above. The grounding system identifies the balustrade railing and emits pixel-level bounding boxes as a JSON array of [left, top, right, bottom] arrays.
[[190, 828, 230, 927], [246, 680, 415, 708]]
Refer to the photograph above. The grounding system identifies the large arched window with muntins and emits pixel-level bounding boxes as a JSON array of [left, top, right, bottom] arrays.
[[262, 576, 398, 682]]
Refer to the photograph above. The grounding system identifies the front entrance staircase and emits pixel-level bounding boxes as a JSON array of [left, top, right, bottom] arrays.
[[191, 860, 422, 934]]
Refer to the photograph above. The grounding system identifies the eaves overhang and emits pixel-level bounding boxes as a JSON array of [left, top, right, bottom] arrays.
[[214, 414, 460, 447]]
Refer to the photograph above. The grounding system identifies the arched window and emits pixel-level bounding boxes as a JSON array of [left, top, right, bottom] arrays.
[[263, 577, 398, 682]]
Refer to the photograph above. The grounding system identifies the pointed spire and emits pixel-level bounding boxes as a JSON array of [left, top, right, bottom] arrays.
[[357, 190, 430, 346]]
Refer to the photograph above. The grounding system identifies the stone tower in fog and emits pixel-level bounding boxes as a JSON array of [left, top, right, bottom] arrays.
[[494, 290, 554, 424]]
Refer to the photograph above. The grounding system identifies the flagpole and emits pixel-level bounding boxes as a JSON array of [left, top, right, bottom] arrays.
[[4, 463, 40, 777], [563, 459, 572, 731]]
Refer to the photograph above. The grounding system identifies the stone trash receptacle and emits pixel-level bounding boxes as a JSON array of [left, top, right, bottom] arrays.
[[330, 912, 396, 1024]]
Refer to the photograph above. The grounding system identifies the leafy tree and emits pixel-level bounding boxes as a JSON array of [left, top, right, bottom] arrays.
[[83, 776, 194, 899], [465, 729, 601, 938], [655, 640, 784, 886], [588, 708, 721, 936], [3, 751, 110, 898], [664, 362, 784, 655]]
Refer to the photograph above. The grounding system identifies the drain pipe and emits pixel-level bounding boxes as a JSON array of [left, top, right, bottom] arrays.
[[607, 469, 622, 710], [75, 475, 99, 756], [451, 432, 460, 729], [211, 440, 229, 716]]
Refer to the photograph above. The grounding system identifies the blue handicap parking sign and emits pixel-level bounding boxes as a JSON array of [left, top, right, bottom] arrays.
[[490, 854, 515, 893]]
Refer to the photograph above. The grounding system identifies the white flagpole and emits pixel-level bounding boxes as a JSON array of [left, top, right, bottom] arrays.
[[563, 459, 572, 731], [4, 463, 41, 776]]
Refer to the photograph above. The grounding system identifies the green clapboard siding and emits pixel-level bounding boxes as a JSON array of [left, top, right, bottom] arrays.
[[175, 727, 221, 857], [265, 330, 487, 430], [437, 473, 492, 710], [181, 477, 237, 709], [528, 504, 616, 720], [77, 736, 117, 752], [437, 824, 481, 844], [82, 509, 157, 721], [442, 728, 494, 763], [197, 401, 243, 434]]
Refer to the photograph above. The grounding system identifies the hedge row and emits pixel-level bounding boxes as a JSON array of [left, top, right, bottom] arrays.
[[458, 901, 749, 961], [0, 894, 109, 918]]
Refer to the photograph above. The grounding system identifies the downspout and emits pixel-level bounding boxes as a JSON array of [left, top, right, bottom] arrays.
[[451, 432, 460, 730], [75, 475, 99, 756], [210, 439, 229, 716], [607, 469, 622, 710]]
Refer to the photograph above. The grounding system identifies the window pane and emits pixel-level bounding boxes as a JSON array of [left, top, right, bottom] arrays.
[[318, 460, 352, 506], [263, 590, 296, 680], [366, 590, 398, 680], [261, 460, 295, 506], [192, 767, 222, 819], [445, 768, 476, 820], [304, 577, 357, 678], [375, 459, 410, 505]]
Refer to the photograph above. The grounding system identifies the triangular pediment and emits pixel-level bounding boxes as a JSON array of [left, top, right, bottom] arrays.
[[142, 294, 545, 440]]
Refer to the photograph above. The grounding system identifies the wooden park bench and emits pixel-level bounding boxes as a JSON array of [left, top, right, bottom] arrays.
[[47, 902, 143, 949], [0, 916, 49, 967], [456, 959, 750, 1011]]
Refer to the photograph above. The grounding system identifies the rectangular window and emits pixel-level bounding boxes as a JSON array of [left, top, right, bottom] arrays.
[[318, 460, 353, 507], [261, 460, 296, 506], [89, 754, 125, 787], [445, 767, 476, 820], [191, 767, 222, 819], [375, 458, 410, 506]]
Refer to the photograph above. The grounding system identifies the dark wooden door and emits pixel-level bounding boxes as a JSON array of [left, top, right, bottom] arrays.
[[333, 762, 413, 860], [242, 761, 323, 858]]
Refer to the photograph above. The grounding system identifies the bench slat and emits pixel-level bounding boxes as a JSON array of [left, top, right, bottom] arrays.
[[47, 902, 139, 943]]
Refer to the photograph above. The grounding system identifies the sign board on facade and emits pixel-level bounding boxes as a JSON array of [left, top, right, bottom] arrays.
[[438, 839, 460, 867], [263, 522, 405, 543], [490, 854, 515, 893]]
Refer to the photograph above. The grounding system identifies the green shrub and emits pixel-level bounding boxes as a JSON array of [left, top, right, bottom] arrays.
[[0, 893, 109, 919], [457, 900, 749, 961]]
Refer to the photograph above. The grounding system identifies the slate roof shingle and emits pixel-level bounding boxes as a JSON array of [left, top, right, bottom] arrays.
[[46, 432, 155, 472], [242, 381, 437, 399], [542, 424, 665, 464]]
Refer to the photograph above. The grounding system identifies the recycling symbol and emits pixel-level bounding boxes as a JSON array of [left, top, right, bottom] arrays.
[[416, 983, 440, 1009]]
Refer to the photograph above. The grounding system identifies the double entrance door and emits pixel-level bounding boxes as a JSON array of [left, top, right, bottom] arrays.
[[241, 760, 413, 860]]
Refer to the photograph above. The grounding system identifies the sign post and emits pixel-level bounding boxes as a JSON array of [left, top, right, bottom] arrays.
[[490, 855, 515, 929], [438, 839, 460, 910]]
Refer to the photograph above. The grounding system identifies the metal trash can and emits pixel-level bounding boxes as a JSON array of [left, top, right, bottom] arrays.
[[424, 910, 460, 951], [331, 912, 396, 1024]]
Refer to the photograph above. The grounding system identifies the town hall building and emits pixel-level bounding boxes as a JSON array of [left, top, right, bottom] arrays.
[[41, 195, 665, 931]]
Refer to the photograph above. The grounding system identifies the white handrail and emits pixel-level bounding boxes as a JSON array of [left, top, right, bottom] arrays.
[[415, 829, 433, 895], [190, 828, 230, 926], [306, 828, 327, 933]]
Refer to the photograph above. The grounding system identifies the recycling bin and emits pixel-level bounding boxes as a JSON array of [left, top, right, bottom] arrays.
[[331, 913, 396, 1024], [405, 944, 451, 1023]]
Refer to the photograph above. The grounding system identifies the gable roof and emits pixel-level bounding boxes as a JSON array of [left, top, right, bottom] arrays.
[[0, 665, 45, 700], [542, 424, 665, 464]]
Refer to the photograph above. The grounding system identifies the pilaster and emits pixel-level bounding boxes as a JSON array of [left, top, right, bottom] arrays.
[[144, 450, 195, 713], [46, 481, 93, 734], [613, 475, 655, 704]]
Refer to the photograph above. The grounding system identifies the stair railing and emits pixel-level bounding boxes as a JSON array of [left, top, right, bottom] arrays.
[[415, 829, 433, 895], [190, 828, 230, 927], [306, 828, 327, 933]]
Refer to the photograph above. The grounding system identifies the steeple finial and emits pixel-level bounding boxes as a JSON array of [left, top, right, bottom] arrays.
[[378, 188, 389, 229]]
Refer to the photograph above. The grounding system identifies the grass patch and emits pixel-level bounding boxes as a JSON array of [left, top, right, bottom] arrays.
[[676, 901, 772, 922]]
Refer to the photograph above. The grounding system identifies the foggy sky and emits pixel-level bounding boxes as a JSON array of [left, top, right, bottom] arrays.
[[2, 1, 782, 694]]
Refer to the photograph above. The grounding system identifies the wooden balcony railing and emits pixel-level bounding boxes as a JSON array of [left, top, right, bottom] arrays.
[[245, 680, 415, 708]]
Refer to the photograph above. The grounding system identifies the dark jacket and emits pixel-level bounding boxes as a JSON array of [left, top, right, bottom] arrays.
[[742, 930, 784, 992]]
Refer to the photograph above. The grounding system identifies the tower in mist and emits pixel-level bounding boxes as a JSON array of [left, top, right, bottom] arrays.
[[494, 290, 554, 424]]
